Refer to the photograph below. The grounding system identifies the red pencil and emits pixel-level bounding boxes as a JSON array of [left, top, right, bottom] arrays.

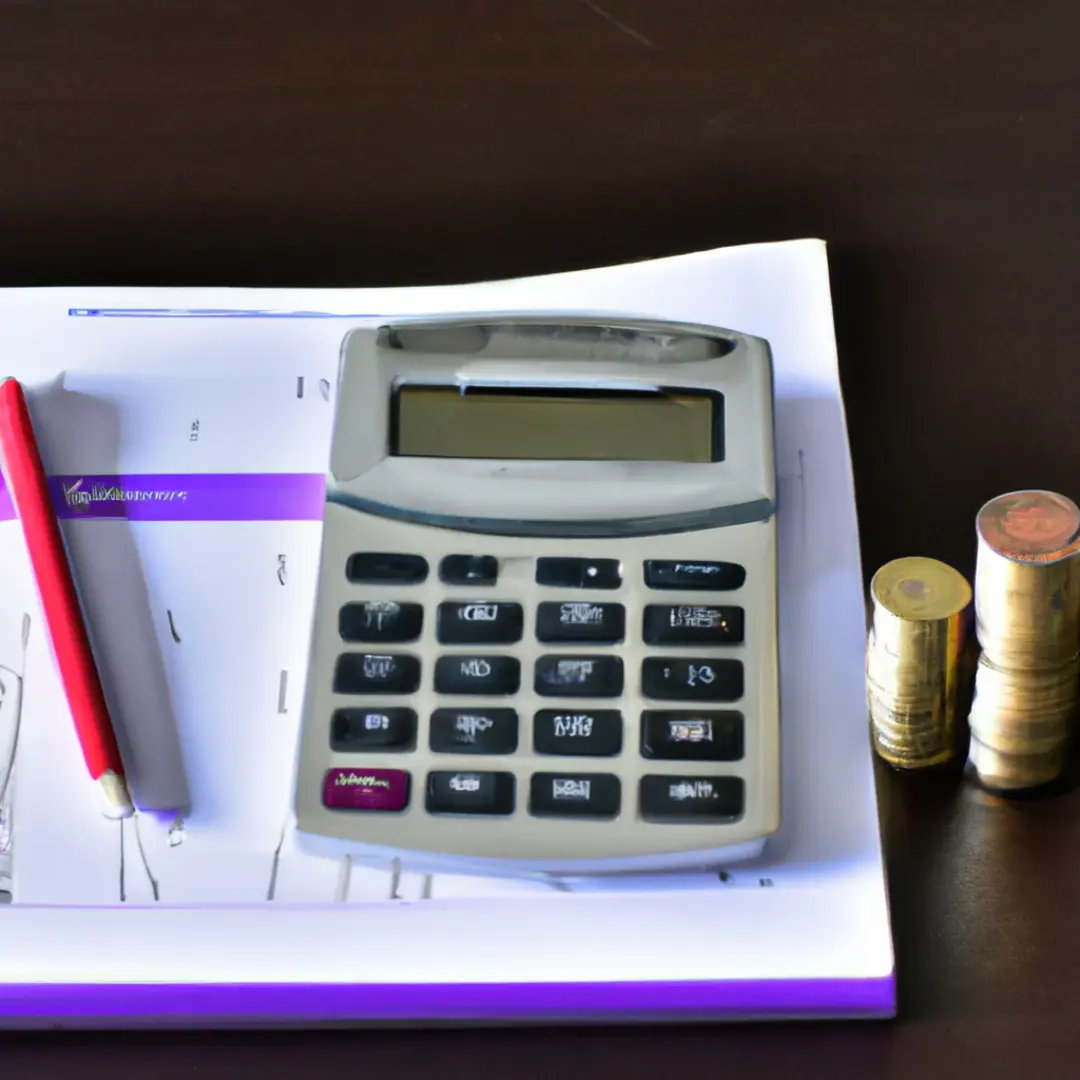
[[0, 377, 134, 818]]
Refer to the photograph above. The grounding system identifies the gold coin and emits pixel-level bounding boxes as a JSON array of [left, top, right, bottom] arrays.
[[968, 738, 1070, 792], [966, 652, 1078, 790], [867, 557, 971, 771], [870, 557, 971, 621]]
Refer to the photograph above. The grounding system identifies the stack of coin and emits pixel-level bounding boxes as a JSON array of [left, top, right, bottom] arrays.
[[867, 556, 972, 770], [967, 490, 1080, 792]]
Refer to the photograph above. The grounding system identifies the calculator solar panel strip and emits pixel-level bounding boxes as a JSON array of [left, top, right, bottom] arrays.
[[293, 316, 779, 876]]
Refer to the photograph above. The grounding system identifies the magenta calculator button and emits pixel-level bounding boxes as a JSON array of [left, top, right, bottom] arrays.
[[323, 768, 410, 811]]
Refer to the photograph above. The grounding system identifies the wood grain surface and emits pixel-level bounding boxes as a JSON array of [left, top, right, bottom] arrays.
[[2, 0, 1080, 1074]]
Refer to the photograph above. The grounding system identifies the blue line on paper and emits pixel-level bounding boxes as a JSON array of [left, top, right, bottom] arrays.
[[68, 309, 382, 319]]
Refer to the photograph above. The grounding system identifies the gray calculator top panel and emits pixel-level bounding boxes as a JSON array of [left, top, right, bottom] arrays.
[[327, 316, 775, 537]]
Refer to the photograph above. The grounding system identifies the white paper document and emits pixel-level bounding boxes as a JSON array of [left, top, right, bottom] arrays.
[[0, 240, 894, 1017]]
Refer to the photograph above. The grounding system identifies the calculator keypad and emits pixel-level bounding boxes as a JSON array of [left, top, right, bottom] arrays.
[[307, 530, 774, 858]]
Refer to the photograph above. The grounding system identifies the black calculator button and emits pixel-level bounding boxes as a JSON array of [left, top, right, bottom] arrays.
[[330, 707, 417, 752], [535, 655, 624, 698], [639, 774, 744, 822], [430, 708, 519, 754], [323, 768, 411, 812], [426, 771, 515, 815], [440, 554, 498, 586], [346, 553, 428, 584], [535, 601, 625, 644], [529, 773, 621, 819], [437, 602, 524, 645], [641, 657, 743, 701], [642, 605, 744, 646], [536, 557, 621, 589], [640, 711, 744, 761], [434, 655, 521, 695], [643, 560, 746, 591], [339, 601, 423, 643], [333, 653, 421, 695], [533, 710, 622, 756]]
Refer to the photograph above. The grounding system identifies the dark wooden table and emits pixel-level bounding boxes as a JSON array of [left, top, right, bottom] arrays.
[[3, 0, 1080, 1074]]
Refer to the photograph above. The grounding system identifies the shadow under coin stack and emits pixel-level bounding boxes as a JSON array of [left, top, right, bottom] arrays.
[[968, 490, 1080, 792], [867, 556, 972, 770]]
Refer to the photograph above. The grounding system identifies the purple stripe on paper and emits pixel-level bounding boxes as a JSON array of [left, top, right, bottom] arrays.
[[0, 474, 326, 522], [0, 975, 896, 1026]]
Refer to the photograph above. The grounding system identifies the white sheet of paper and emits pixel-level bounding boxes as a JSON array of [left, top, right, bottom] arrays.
[[27, 372, 336, 475], [0, 241, 893, 1001], [11, 369, 339, 900]]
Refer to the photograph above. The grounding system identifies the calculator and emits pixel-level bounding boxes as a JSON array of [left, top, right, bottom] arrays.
[[293, 315, 779, 875]]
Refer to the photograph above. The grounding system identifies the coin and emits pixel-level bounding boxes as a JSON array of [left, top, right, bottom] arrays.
[[977, 490, 1080, 564], [967, 654, 1078, 790], [867, 557, 971, 770], [871, 556, 972, 622], [975, 491, 1080, 669]]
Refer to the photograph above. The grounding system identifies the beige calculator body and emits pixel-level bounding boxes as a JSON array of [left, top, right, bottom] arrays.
[[293, 316, 779, 875]]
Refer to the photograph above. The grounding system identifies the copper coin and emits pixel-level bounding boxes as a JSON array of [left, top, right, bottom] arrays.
[[977, 490, 1080, 562]]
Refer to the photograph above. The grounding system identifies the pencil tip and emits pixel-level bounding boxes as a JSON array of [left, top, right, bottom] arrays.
[[98, 771, 136, 819]]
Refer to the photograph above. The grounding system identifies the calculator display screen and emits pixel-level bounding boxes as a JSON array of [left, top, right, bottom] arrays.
[[390, 386, 722, 462]]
